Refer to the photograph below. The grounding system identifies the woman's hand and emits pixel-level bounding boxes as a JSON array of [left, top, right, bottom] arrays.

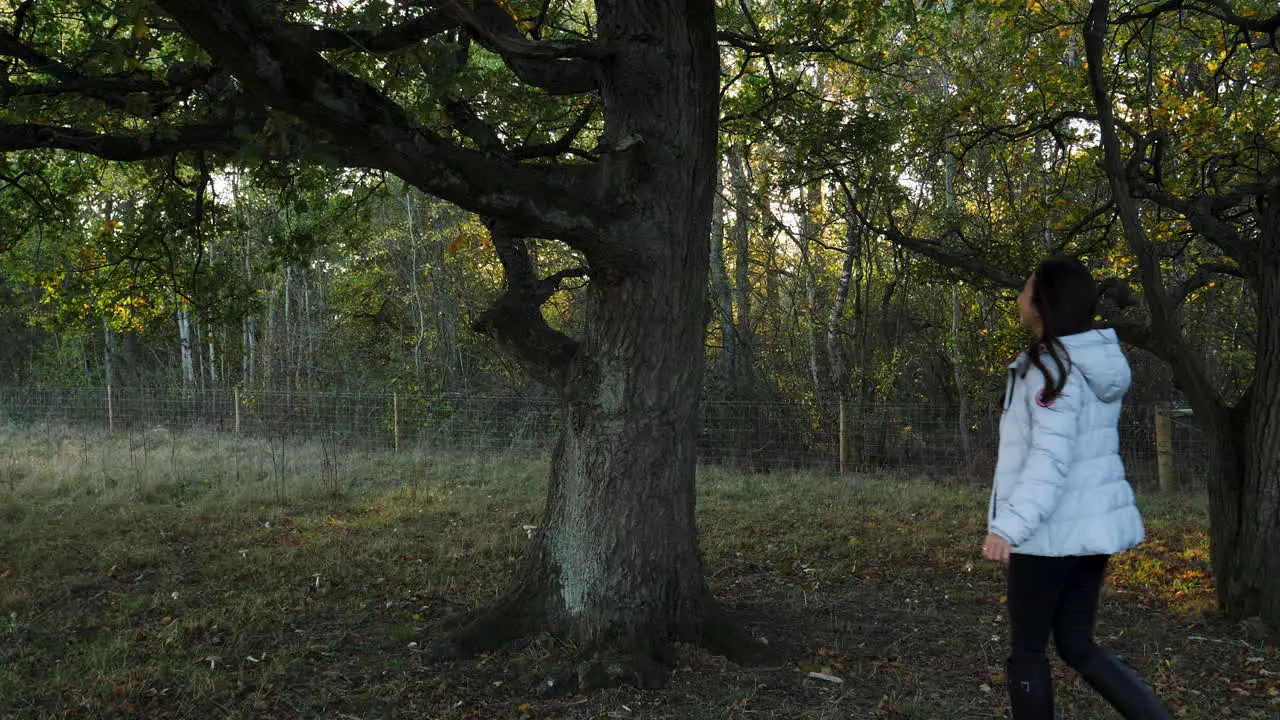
[[982, 533, 1011, 565]]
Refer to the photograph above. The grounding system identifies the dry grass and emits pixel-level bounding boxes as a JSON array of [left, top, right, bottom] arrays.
[[0, 423, 1275, 719]]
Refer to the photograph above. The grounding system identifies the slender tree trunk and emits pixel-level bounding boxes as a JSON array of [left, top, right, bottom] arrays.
[[208, 334, 218, 387], [102, 319, 114, 388], [194, 312, 205, 389], [826, 191, 858, 396], [800, 179, 823, 405], [178, 302, 195, 387], [727, 144, 753, 393], [951, 283, 971, 459], [243, 314, 256, 386], [709, 173, 736, 384], [302, 268, 313, 391], [436, 217, 465, 394], [283, 266, 293, 389], [406, 193, 428, 387], [262, 289, 274, 388]]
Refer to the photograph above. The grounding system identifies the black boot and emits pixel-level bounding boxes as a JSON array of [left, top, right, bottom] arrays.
[[1077, 650, 1171, 719], [1007, 655, 1054, 719]]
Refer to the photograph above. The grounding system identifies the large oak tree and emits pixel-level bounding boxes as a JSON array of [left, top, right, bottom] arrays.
[[0, 0, 757, 683]]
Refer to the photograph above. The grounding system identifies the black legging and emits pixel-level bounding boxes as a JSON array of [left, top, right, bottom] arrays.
[[1005, 553, 1171, 718], [1008, 553, 1109, 671]]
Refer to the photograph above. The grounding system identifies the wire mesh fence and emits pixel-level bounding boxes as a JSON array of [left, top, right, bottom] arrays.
[[0, 386, 1210, 488]]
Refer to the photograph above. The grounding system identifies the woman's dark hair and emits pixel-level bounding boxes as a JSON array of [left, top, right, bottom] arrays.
[[1025, 256, 1098, 404]]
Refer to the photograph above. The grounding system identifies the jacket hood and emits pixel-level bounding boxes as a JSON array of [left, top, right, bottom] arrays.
[[1010, 328, 1131, 403], [1057, 328, 1131, 402]]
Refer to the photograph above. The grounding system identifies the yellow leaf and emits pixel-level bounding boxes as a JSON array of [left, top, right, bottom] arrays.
[[446, 234, 467, 254], [516, 702, 530, 711]]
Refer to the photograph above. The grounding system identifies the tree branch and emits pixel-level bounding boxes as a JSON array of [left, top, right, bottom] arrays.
[[507, 101, 597, 160], [875, 218, 1024, 288], [436, 0, 601, 95], [0, 30, 77, 82], [441, 97, 505, 152], [471, 220, 583, 392], [154, 0, 608, 245], [1168, 261, 1246, 307], [288, 10, 459, 52], [0, 117, 255, 160], [1119, 0, 1280, 33], [1202, 0, 1280, 34], [438, 0, 603, 59], [1133, 178, 1258, 260], [0, 30, 232, 117], [1085, 0, 1225, 412]]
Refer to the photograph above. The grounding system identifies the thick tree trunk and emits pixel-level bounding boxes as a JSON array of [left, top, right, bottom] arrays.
[[540, 0, 715, 660], [450, 1, 765, 682], [1211, 239, 1280, 630]]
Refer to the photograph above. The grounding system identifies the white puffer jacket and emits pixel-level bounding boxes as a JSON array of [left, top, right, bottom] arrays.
[[988, 328, 1145, 556]]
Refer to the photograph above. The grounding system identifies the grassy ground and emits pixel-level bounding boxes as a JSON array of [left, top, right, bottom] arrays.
[[0, 423, 1276, 719]]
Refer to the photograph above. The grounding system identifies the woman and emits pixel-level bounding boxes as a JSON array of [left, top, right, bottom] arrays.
[[981, 257, 1170, 719]]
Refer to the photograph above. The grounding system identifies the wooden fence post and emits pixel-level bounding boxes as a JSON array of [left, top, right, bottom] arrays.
[[107, 385, 114, 431], [234, 388, 241, 434], [393, 391, 400, 452], [1155, 401, 1174, 492]]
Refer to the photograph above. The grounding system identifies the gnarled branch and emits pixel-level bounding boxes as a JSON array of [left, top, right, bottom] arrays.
[[154, 0, 608, 245], [438, 0, 604, 60], [508, 101, 597, 160], [1169, 262, 1246, 307], [0, 116, 257, 160], [471, 220, 584, 392], [288, 10, 458, 52], [437, 0, 601, 95]]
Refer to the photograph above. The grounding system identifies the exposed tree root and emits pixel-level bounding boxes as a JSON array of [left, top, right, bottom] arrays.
[[429, 588, 779, 689], [427, 595, 541, 662], [699, 601, 781, 667]]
